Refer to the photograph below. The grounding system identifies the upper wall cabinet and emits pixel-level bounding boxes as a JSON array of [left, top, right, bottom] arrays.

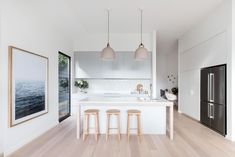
[[74, 52, 151, 79], [180, 32, 227, 72]]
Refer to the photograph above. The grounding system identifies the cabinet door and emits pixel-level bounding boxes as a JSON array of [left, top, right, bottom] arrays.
[[210, 104, 226, 135], [102, 52, 123, 78], [200, 68, 210, 102], [75, 52, 151, 79], [180, 70, 200, 120], [75, 52, 103, 78], [210, 65, 226, 105], [123, 52, 151, 79], [200, 101, 210, 127]]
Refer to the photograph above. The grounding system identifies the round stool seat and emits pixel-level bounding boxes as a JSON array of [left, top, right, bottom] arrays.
[[84, 109, 99, 114], [127, 109, 141, 114], [106, 109, 120, 114]]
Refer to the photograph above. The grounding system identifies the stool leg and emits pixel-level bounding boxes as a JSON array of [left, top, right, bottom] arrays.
[[97, 113, 100, 135], [106, 114, 110, 141], [137, 114, 142, 142], [87, 114, 90, 134], [83, 114, 88, 141], [127, 114, 130, 141], [82, 115, 86, 141], [117, 114, 121, 141], [95, 114, 98, 141]]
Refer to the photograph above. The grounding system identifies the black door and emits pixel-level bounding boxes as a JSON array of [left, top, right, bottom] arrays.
[[210, 65, 226, 105], [58, 52, 71, 122], [200, 68, 210, 102], [200, 101, 210, 126], [210, 104, 226, 135]]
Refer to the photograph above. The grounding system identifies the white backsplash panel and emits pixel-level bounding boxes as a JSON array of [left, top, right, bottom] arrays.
[[74, 79, 151, 95]]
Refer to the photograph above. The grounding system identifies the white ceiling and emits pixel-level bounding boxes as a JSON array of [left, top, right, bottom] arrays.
[[38, 0, 225, 54]]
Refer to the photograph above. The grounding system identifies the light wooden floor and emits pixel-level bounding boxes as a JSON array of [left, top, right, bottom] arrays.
[[9, 111, 235, 157]]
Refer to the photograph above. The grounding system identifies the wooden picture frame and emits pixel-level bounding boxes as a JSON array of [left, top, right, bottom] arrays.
[[8, 46, 49, 127]]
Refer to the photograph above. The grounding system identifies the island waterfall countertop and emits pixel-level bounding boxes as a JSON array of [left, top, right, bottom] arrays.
[[74, 97, 174, 140], [78, 97, 173, 105]]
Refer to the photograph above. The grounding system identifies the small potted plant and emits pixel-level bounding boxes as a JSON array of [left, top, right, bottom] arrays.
[[75, 80, 89, 93], [171, 87, 178, 95]]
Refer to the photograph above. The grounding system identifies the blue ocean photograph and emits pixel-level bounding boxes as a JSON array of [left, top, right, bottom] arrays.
[[9, 47, 48, 126], [15, 80, 45, 119]]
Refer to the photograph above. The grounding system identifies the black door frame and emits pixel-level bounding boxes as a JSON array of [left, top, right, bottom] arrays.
[[58, 52, 71, 122]]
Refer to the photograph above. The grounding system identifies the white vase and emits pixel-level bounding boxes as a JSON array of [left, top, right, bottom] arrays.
[[80, 88, 87, 93]]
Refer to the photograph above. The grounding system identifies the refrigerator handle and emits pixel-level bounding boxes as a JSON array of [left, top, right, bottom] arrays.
[[211, 73, 215, 102], [209, 73, 214, 102], [207, 103, 210, 118], [210, 104, 214, 119], [208, 74, 210, 101]]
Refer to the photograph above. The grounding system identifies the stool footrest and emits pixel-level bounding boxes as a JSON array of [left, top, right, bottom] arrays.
[[108, 128, 119, 130], [84, 127, 97, 129], [128, 128, 139, 130]]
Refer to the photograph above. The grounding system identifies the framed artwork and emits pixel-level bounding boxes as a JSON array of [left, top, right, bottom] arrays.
[[8, 46, 48, 127]]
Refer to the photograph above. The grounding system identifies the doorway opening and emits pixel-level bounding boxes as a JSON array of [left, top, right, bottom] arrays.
[[58, 52, 71, 122]]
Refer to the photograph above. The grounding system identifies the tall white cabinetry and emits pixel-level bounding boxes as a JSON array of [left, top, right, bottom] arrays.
[[179, 31, 227, 120]]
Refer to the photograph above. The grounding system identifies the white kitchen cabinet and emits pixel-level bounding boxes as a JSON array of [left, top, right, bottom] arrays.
[[74, 51, 151, 79], [180, 32, 227, 71], [179, 69, 200, 120]]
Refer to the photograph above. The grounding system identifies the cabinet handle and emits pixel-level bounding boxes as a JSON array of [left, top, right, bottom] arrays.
[[208, 103, 210, 118]]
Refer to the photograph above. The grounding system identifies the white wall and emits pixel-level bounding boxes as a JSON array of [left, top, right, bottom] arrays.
[[0, 1, 73, 155], [166, 51, 178, 90], [178, 0, 233, 139], [156, 54, 167, 94], [231, 0, 235, 141], [0, 4, 4, 156], [156, 51, 178, 96]]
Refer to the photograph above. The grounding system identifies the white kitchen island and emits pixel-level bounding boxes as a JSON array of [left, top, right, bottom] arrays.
[[74, 97, 174, 140]]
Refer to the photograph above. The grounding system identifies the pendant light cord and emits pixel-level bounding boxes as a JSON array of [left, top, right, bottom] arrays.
[[107, 9, 110, 45], [141, 9, 143, 45]]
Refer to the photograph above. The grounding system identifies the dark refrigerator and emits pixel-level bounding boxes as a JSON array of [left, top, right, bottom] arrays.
[[200, 64, 226, 136]]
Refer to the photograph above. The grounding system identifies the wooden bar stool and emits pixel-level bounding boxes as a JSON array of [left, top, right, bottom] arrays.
[[127, 109, 142, 141], [106, 109, 121, 141], [83, 109, 99, 141]]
